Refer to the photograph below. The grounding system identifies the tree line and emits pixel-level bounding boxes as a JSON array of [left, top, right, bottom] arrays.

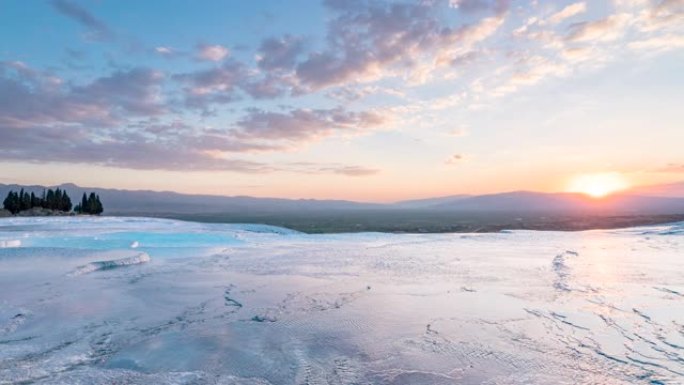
[[3, 189, 103, 215], [74, 193, 104, 215]]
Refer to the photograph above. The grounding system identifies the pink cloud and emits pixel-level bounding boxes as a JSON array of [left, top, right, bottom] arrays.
[[197, 44, 230, 62]]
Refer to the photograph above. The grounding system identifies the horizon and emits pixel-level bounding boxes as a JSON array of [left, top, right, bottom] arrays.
[[2, 179, 684, 204], [1, 1, 683, 201]]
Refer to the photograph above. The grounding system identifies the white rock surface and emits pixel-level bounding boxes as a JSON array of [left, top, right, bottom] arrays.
[[0, 217, 682, 384]]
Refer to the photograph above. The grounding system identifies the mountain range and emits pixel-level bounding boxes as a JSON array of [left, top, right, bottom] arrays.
[[2, 182, 684, 216]]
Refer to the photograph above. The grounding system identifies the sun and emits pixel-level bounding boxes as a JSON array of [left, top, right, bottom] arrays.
[[567, 173, 629, 198]]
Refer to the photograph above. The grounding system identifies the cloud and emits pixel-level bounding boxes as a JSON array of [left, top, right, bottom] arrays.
[[294, 1, 507, 90], [612, 0, 649, 7], [445, 154, 464, 164], [172, 0, 509, 107], [653, 0, 684, 17], [495, 1, 679, 97], [0, 61, 385, 171], [636, 0, 684, 31], [545, 2, 587, 25], [197, 44, 230, 62], [0, 114, 380, 174], [154, 46, 179, 58], [0, 129, 273, 172], [566, 13, 632, 42], [7, 0, 684, 177], [235, 107, 386, 142], [241, 74, 297, 100], [168, 0, 682, 118], [449, 127, 468, 137], [256, 35, 305, 71], [326, 85, 406, 102], [174, 61, 247, 108], [449, 0, 509, 13], [174, 60, 299, 109], [0, 62, 164, 129], [72, 68, 166, 116], [0, 102, 276, 172], [327, 166, 379, 176], [170, 0, 509, 107], [487, 54, 571, 97], [281, 162, 380, 176], [628, 33, 684, 51], [50, 0, 113, 41], [658, 163, 684, 173]]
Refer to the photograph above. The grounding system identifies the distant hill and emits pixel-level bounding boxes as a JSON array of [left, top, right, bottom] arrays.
[[433, 191, 589, 212], [431, 191, 684, 215], [2, 182, 684, 217], [394, 195, 471, 208], [628, 181, 684, 198], [0, 183, 386, 215]]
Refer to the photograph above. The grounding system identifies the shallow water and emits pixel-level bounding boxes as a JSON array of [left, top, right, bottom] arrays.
[[0, 217, 683, 384]]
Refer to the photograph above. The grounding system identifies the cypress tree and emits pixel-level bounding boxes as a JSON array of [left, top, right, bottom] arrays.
[[95, 194, 103, 214], [3, 191, 21, 214], [87, 192, 97, 214], [1, 188, 91, 214], [13, 192, 19, 214], [13, 192, 20, 214], [62, 192, 72, 212], [56, 189, 63, 210], [30, 192, 37, 208], [3, 191, 15, 214], [46, 190, 55, 210], [2, 191, 9, 212], [80, 193, 88, 214], [15, 192, 21, 213], [19, 189, 27, 211]]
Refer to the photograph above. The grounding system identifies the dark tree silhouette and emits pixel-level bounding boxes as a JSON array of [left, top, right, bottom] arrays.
[[3, 188, 81, 215], [19, 189, 30, 211], [3, 191, 20, 214], [45, 190, 55, 210], [73, 191, 103, 215]]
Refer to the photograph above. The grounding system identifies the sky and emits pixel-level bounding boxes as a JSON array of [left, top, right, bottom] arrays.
[[0, 0, 683, 202]]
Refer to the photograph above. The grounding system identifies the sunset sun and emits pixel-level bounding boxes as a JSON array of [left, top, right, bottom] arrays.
[[568, 173, 629, 198]]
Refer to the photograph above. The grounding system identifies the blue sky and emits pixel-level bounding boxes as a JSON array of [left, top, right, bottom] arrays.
[[0, 0, 683, 200]]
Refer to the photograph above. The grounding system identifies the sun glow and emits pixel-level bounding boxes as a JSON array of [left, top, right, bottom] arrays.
[[567, 173, 629, 198]]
